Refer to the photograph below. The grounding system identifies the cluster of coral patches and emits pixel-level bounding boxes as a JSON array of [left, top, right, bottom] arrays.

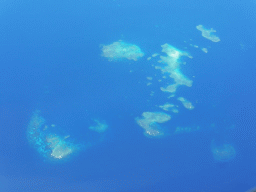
[[27, 111, 109, 161], [27, 111, 79, 160]]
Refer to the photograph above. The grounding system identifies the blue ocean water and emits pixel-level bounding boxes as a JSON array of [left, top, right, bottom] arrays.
[[0, 0, 256, 191]]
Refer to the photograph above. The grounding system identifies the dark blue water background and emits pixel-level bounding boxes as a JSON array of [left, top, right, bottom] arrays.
[[0, 0, 256, 191]]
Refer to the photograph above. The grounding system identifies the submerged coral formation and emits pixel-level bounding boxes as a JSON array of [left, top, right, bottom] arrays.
[[211, 140, 236, 162], [89, 119, 108, 133], [177, 97, 194, 110], [196, 25, 220, 42], [136, 112, 171, 138], [101, 41, 144, 61]]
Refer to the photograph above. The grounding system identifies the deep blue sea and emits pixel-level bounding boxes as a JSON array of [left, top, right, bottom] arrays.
[[0, 0, 256, 191]]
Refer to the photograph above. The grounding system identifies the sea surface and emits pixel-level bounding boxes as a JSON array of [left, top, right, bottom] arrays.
[[0, 0, 256, 191]]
